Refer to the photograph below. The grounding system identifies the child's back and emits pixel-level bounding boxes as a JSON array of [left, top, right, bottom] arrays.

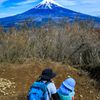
[[57, 78, 76, 100], [57, 89, 75, 100]]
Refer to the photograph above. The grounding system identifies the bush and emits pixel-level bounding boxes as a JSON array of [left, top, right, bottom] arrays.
[[0, 17, 100, 66]]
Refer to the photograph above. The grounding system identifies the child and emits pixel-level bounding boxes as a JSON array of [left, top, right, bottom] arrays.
[[57, 78, 76, 100]]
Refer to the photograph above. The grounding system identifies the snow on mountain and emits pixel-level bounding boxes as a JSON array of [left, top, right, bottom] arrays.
[[0, 0, 98, 28], [23, 0, 77, 17], [34, 0, 63, 9]]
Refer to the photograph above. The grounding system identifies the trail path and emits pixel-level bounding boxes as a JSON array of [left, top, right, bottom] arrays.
[[0, 60, 100, 100]]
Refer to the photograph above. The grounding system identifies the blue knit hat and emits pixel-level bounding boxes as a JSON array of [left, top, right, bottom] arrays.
[[59, 78, 76, 95]]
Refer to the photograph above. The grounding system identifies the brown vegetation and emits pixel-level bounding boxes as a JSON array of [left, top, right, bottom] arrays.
[[0, 18, 100, 65], [0, 17, 100, 81]]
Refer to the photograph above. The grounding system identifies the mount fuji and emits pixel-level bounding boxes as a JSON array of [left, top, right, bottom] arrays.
[[0, 0, 98, 27]]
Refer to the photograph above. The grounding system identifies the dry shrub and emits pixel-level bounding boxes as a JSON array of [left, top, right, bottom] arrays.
[[0, 18, 100, 66]]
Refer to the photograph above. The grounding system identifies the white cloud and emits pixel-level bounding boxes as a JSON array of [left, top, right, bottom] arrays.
[[8, 4, 29, 10], [0, 0, 8, 4], [15, 0, 39, 5], [54, 0, 77, 6], [81, 0, 100, 4], [54, 0, 100, 6], [9, 6, 22, 9], [0, 0, 8, 6], [0, 13, 16, 18]]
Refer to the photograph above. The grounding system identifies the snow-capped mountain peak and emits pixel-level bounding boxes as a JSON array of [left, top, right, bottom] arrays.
[[34, 0, 63, 9]]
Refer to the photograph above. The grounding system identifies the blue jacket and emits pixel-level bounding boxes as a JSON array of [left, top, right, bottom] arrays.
[[57, 89, 75, 100]]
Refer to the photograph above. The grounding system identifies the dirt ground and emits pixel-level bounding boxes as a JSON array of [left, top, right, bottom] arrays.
[[0, 59, 100, 100]]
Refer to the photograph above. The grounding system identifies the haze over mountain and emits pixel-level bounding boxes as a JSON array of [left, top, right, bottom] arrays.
[[0, 0, 98, 27]]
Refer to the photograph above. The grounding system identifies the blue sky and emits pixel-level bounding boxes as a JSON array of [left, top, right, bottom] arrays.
[[0, 0, 100, 18]]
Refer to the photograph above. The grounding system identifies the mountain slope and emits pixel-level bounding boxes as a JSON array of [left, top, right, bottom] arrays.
[[0, 0, 98, 27], [19, 0, 92, 18], [0, 60, 99, 100]]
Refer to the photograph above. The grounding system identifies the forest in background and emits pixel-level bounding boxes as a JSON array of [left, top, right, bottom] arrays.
[[0, 17, 100, 70]]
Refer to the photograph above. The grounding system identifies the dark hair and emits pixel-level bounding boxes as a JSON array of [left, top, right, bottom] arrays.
[[41, 78, 50, 81], [36, 76, 50, 82], [36, 77, 50, 82]]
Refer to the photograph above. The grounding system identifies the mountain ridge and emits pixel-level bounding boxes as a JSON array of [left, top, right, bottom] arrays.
[[0, 0, 99, 27]]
